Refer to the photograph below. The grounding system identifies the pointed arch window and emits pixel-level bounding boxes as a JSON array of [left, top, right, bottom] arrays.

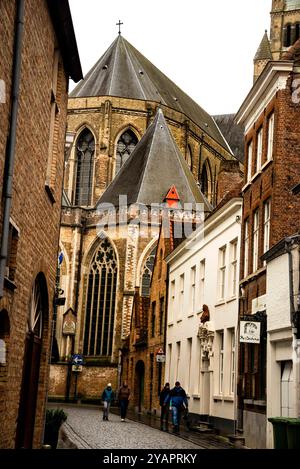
[[116, 129, 138, 175], [83, 238, 117, 357], [200, 164, 209, 198], [187, 146, 193, 171], [141, 246, 156, 297], [74, 129, 95, 206]]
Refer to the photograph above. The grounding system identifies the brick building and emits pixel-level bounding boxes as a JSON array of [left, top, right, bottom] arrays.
[[49, 33, 243, 401], [0, 0, 81, 448], [236, 33, 300, 451]]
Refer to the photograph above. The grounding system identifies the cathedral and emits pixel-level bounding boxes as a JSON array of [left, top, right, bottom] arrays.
[[49, 32, 243, 400]]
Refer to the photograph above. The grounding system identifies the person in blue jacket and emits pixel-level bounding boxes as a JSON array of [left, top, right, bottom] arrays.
[[164, 381, 188, 434], [102, 383, 115, 421]]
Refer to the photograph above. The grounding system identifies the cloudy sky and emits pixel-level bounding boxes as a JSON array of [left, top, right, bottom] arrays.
[[69, 0, 271, 115]]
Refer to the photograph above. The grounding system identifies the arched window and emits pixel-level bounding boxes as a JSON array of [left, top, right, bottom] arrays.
[[74, 128, 95, 206], [28, 277, 44, 338], [200, 164, 209, 198], [83, 238, 117, 357], [186, 145, 193, 171], [141, 246, 156, 297], [116, 129, 138, 175], [284, 24, 292, 47]]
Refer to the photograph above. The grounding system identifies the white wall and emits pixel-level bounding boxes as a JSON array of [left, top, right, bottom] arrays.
[[166, 198, 242, 425]]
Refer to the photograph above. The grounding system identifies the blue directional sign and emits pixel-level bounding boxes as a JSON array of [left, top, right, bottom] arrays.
[[71, 354, 84, 365]]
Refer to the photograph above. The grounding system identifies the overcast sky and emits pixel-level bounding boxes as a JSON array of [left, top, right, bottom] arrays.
[[69, 0, 271, 115]]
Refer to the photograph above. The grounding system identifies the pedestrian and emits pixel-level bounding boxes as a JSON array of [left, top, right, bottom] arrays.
[[117, 381, 130, 422], [159, 382, 170, 431], [102, 383, 115, 421], [164, 381, 188, 434]]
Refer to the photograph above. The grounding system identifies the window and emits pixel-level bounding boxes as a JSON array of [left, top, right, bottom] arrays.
[[200, 163, 209, 198], [169, 280, 175, 322], [263, 200, 271, 254], [219, 331, 224, 394], [83, 238, 117, 356], [168, 344, 172, 383], [6, 221, 19, 282], [158, 248, 163, 279], [74, 129, 95, 206], [256, 128, 263, 172], [159, 297, 164, 335], [179, 274, 185, 318], [199, 259, 205, 307], [187, 338, 192, 393], [230, 329, 236, 395], [190, 266, 196, 314], [218, 246, 226, 300], [247, 141, 253, 182], [151, 302, 156, 337], [244, 220, 249, 278], [230, 239, 238, 297], [284, 24, 292, 47], [176, 341, 181, 381], [141, 246, 156, 297], [116, 129, 138, 175], [187, 145, 193, 171], [253, 210, 259, 272], [267, 113, 274, 161]]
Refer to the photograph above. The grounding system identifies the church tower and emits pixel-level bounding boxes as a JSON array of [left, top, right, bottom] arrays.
[[254, 1, 300, 81]]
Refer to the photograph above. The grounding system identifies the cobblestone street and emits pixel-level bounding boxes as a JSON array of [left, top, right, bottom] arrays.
[[51, 404, 231, 450]]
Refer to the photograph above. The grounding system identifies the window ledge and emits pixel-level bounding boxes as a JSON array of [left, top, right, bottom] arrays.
[[45, 183, 56, 204], [192, 394, 200, 399], [223, 395, 234, 402], [167, 322, 174, 327], [215, 300, 225, 307], [213, 395, 223, 401], [261, 159, 273, 171], [253, 400, 266, 407], [251, 170, 262, 183], [176, 319, 183, 324], [4, 277, 17, 292], [187, 313, 194, 318], [226, 296, 237, 304]]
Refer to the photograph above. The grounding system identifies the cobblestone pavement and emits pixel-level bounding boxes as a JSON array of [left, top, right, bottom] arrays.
[[49, 403, 233, 450]]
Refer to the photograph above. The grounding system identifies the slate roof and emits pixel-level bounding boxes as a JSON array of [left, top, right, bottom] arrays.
[[97, 109, 212, 212], [254, 31, 272, 61], [70, 35, 230, 151], [213, 114, 244, 163]]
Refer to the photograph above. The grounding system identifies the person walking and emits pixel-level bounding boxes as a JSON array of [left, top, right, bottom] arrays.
[[117, 381, 130, 422], [159, 383, 170, 431], [164, 381, 188, 434], [101, 383, 115, 421]]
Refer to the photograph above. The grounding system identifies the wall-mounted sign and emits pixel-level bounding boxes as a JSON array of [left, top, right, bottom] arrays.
[[62, 318, 76, 336], [240, 321, 261, 344], [156, 354, 166, 363], [72, 365, 83, 372]]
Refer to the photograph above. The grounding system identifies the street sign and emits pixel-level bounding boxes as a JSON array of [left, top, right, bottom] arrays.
[[156, 354, 166, 363], [156, 347, 164, 354], [71, 354, 84, 365], [240, 321, 261, 344], [72, 365, 83, 372]]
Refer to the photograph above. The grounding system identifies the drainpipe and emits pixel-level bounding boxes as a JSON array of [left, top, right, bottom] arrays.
[[286, 239, 300, 418], [0, 0, 25, 298]]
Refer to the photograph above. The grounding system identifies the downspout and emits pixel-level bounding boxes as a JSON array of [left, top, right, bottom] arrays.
[[0, 0, 25, 297], [287, 239, 300, 418]]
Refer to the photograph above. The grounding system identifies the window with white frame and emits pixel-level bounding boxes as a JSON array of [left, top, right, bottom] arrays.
[[247, 141, 253, 182], [179, 274, 184, 318], [219, 331, 224, 394], [263, 200, 271, 254], [244, 220, 249, 278], [267, 113, 274, 161], [229, 329, 236, 395], [176, 341, 181, 381], [230, 239, 238, 297], [170, 279, 175, 322], [253, 210, 259, 272], [190, 266, 196, 314], [256, 127, 263, 172], [168, 343, 172, 384], [218, 246, 227, 300], [197, 337, 202, 395], [187, 338, 192, 393], [199, 259, 205, 307]]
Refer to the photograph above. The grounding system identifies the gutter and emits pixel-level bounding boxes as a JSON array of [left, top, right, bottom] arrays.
[[0, 0, 25, 298]]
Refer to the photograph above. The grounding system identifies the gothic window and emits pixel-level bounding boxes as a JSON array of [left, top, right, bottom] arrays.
[[186, 145, 193, 171], [284, 24, 292, 47], [200, 164, 209, 198], [27, 277, 44, 338], [116, 129, 138, 175], [83, 238, 117, 357], [141, 246, 157, 297], [74, 129, 95, 206]]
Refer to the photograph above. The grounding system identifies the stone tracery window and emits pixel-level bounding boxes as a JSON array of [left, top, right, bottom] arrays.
[[74, 129, 95, 206], [27, 277, 43, 338], [141, 246, 157, 297], [83, 238, 117, 357], [116, 129, 138, 175]]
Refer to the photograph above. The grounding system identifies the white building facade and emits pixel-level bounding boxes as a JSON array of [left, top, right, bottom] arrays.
[[165, 196, 242, 435], [262, 235, 300, 448]]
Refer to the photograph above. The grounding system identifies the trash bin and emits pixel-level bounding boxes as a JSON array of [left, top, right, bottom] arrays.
[[286, 419, 300, 449], [268, 417, 288, 449]]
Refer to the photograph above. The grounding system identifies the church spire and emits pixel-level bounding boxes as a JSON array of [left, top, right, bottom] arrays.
[[253, 30, 272, 82]]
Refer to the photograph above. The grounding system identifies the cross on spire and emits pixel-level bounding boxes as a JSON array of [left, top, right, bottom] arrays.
[[116, 20, 123, 35]]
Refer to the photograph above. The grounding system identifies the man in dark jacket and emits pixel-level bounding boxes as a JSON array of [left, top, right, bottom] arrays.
[[164, 381, 188, 434], [117, 381, 130, 421], [102, 383, 115, 421], [159, 383, 170, 431]]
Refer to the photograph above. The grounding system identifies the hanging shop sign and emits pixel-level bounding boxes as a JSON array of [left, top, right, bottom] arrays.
[[240, 321, 261, 344]]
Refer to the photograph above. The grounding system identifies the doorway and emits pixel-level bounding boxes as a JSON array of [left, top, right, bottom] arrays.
[[135, 360, 145, 413]]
